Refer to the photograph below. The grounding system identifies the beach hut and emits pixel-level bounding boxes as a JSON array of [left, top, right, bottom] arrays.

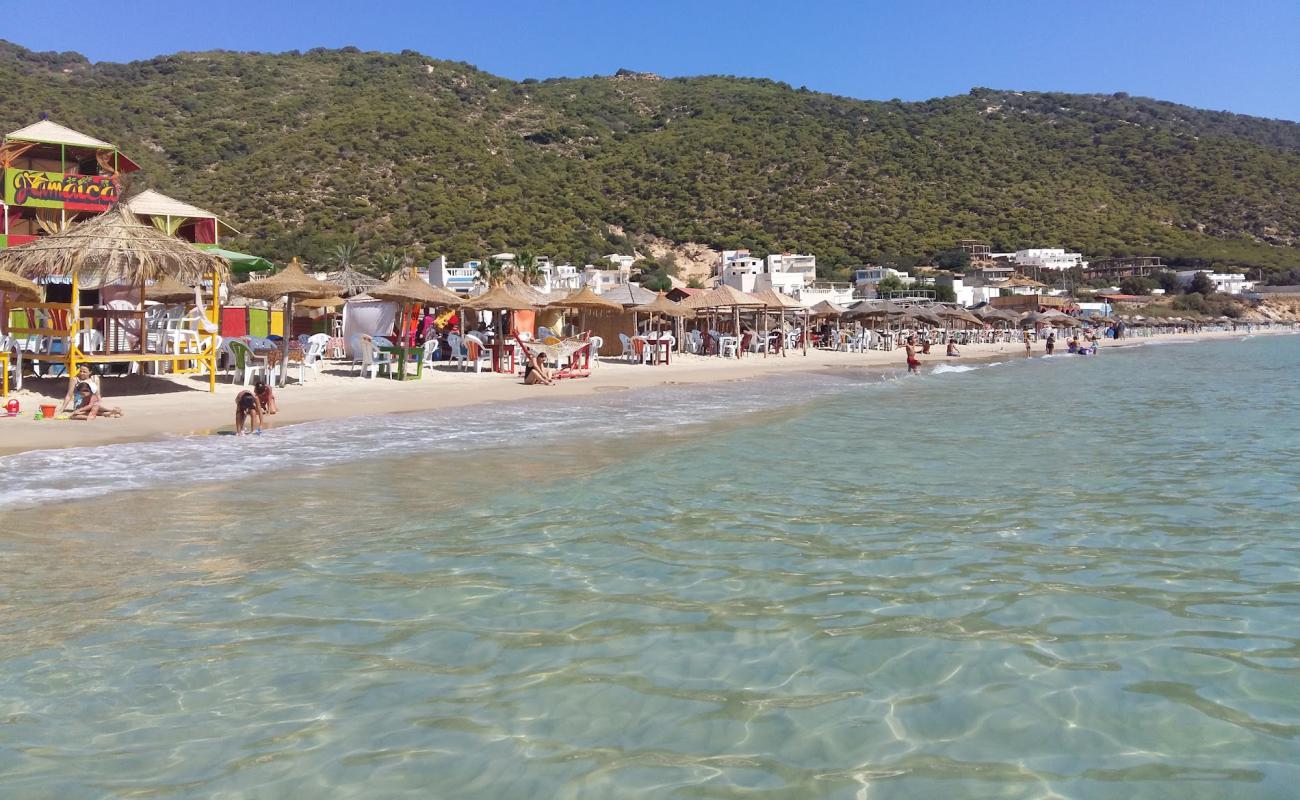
[[682, 285, 765, 357], [233, 257, 341, 387], [0, 204, 229, 389]]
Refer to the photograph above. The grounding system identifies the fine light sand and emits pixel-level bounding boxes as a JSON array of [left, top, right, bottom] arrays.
[[0, 330, 1278, 456]]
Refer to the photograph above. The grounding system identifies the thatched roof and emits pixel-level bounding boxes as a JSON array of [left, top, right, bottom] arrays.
[[751, 288, 807, 309], [0, 267, 40, 300], [504, 275, 556, 306], [0, 204, 229, 286], [683, 284, 765, 309], [234, 257, 341, 300], [7, 119, 114, 149], [297, 295, 346, 310], [844, 300, 906, 319], [324, 265, 381, 296], [461, 284, 536, 312], [935, 306, 984, 326], [144, 274, 198, 304], [903, 307, 944, 326], [548, 285, 624, 311], [370, 269, 463, 307], [602, 283, 659, 307], [633, 292, 693, 317], [808, 300, 844, 318]]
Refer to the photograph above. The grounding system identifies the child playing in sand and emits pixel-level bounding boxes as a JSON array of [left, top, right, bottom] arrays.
[[235, 389, 264, 435], [67, 382, 123, 420], [59, 365, 101, 414]]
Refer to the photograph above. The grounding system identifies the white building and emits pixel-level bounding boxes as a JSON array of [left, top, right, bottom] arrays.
[[583, 265, 632, 294], [427, 256, 480, 295], [763, 253, 817, 295], [1175, 270, 1253, 295], [996, 248, 1085, 272], [538, 262, 584, 293], [604, 253, 636, 271], [853, 266, 916, 294]]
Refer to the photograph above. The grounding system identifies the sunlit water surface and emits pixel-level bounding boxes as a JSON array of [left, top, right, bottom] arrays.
[[2, 335, 1299, 799]]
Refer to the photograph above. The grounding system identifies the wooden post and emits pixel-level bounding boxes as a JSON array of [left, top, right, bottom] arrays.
[[68, 270, 80, 378]]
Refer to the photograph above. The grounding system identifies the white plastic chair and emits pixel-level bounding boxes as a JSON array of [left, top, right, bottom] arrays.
[[421, 338, 442, 370], [226, 340, 267, 386], [297, 334, 330, 382], [588, 336, 603, 367], [618, 333, 635, 362], [718, 335, 739, 358], [461, 333, 490, 373], [686, 330, 703, 354]]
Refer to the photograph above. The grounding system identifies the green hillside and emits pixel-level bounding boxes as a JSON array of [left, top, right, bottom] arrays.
[[3, 41, 1298, 276]]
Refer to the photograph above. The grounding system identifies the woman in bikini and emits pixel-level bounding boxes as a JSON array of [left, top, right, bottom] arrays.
[[523, 352, 555, 386], [235, 389, 263, 435], [253, 378, 278, 415]]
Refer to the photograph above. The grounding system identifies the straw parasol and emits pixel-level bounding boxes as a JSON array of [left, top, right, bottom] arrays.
[[808, 300, 844, 318], [297, 295, 347, 310], [751, 288, 809, 356], [370, 269, 463, 349], [844, 299, 905, 321], [633, 292, 693, 318], [903, 307, 944, 327], [0, 204, 227, 286], [324, 264, 380, 297], [462, 283, 537, 312], [548, 284, 624, 339], [680, 284, 765, 358], [234, 257, 342, 386], [144, 274, 200, 304], [0, 267, 40, 300], [603, 283, 658, 308], [934, 306, 984, 328]]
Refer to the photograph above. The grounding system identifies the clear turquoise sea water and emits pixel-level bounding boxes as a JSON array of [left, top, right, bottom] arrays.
[[2, 334, 1299, 799]]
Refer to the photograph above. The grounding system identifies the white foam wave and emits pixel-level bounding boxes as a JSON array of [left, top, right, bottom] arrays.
[[930, 363, 980, 374], [0, 374, 846, 509]]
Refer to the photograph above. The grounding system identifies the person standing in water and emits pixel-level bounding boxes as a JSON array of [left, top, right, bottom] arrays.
[[1023, 329, 1033, 355], [1045, 333, 1055, 355], [905, 336, 921, 374]]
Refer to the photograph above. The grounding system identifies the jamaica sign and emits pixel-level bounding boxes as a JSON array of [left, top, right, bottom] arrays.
[[5, 170, 121, 212]]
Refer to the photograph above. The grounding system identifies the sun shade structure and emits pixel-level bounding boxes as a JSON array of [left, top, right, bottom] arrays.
[[548, 285, 624, 312], [195, 244, 272, 274], [0, 204, 227, 286], [297, 295, 346, 310], [682, 284, 765, 309], [322, 264, 380, 296], [504, 275, 556, 307], [0, 204, 229, 388], [234, 257, 342, 387], [808, 300, 845, 318], [602, 283, 659, 307], [0, 267, 39, 299], [461, 283, 536, 312], [144, 274, 199, 304], [633, 292, 693, 317], [370, 269, 463, 307], [935, 306, 984, 327], [844, 300, 905, 320], [751, 288, 806, 310]]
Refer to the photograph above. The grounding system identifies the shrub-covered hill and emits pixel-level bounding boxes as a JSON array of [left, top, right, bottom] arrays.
[[2, 41, 1298, 275]]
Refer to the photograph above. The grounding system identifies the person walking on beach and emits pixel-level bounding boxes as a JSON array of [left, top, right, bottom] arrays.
[[905, 336, 921, 374]]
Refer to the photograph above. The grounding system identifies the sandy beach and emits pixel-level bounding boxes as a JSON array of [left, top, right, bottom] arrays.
[[0, 329, 1283, 456]]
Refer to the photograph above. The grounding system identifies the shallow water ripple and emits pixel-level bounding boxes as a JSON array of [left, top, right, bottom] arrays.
[[1, 335, 1299, 798]]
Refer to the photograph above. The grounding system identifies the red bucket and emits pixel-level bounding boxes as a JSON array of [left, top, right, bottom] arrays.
[[39, 404, 56, 419]]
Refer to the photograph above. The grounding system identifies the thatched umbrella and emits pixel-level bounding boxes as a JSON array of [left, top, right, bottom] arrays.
[[844, 299, 904, 321], [682, 285, 765, 357], [0, 267, 40, 300], [370, 269, 463, 346], [548, 285, 623, 338], [144, 274, 199, 304], [324, 265, 380, 297], [808, 300, 844, 318], [0, 204, 226, 287], [234, 257, 342, 386], [297, 295, 347, 310], [935, 306, 983, 328], [904, 307, 944, 328], [461, 284, 537, 365], [752, 288, 809, 356], [632, 291, 693, 358]]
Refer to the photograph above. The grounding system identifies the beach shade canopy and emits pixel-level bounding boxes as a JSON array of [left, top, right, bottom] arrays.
[[370, 269, 464, 307], [0, 267, 40, 299], [323, 264, 381, 297], [633, 292, 694, 317], [0, 204, 229, 286], [1020, 311, 1048, 327], [602, 283, 659, 307], [935, 306, 984, 327], [234, 257, 343, 387], [751, 288, 807, 310], [682, 284, 765, 309], [297, 295, 347, 310], [548, 285, 624, 312], [503, 275, 556, 307], [461, 283, 536, 312], [144, 274, 199, 304], [903, 307, 945, 326], [808, 300, 844, 318], [844, 299, 906, 320], [195, 244, 272, 274]]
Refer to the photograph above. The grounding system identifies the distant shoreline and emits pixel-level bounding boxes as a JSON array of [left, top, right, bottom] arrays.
[[0, 328, 1292, 458]]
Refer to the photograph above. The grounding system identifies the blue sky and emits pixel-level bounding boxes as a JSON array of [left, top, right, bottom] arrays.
[[7, 0, 1299, 121]]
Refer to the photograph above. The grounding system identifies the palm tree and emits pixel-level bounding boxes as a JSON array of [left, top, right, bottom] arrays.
[[333, 241, 359, 270], [515, 250, 544, 287], [476, 256, 509, 287], [369, 252, 403, 278]]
